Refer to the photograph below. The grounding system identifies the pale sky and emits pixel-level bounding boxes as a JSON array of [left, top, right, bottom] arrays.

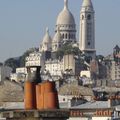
[[0, 0, 120, 62]]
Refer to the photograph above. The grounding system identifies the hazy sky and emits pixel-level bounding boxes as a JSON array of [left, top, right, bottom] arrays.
[[0, 0, 120, 62]]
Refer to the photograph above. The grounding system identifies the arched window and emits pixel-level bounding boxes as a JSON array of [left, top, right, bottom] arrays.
[[69, 34, 71, 39], [59, 44, 61, 47], [55, 45, 57, 49], [62, 34, 64, 39], [65, 33, 67, 39], [87, 14, 91, 20], [82, 15, 84, 20]]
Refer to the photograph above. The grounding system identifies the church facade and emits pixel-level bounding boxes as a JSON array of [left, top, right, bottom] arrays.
[[39, 0, 95, 58], [39, 0, 77, 53], [26, 0, 96, 77]]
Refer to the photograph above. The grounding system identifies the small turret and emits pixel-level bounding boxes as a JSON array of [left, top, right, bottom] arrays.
[[82, 0, 93, 8], [40, 27, 52, 52]]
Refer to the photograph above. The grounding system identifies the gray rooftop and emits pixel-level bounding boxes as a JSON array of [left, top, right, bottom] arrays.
[[59, 83, 94, 96], [71, 101, 109, 109], [0, 80, 24, 103], [93, 87, 120, 93]]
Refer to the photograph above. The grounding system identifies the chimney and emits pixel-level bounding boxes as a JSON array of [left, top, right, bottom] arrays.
[[24, 66, 59, 110]]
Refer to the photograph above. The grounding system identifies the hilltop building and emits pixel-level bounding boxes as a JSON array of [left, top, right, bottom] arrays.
[[109, 46, 120, 80], [104, 45, 120, 81], [39, 0, 77, 53], [39, 0, 95, 57], [15, 0, 96, 81]]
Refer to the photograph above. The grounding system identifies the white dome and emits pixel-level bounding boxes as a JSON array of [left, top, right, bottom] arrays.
[[53, 28, 62, 43], [56, 0, 75, 25], [42, 28, 52, 44], [82, 0, 93, 8]]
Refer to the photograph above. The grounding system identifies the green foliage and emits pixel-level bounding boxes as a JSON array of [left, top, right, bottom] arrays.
[[71, 46, 82, 55], [56, 49, 64, 59], [96, 55, 104, 62], [84, 56, 92, 63], [4, 58, 20, 72], [56, 43, 81, 58], [19, 48, 37, 67]]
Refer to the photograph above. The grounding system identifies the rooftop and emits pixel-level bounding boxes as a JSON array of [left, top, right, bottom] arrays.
[[59, 83, 94, 96], [71, 101, 109, 109], [0, 80, 24, 103]]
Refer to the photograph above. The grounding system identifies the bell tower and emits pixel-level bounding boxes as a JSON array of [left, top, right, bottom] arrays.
[[79, 0, 96, 59]]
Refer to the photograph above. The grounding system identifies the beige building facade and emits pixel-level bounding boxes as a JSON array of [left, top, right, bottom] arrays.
[[110, 61, 120, 80], [45, 60, 63, 76], [25, 52, 45, 71]]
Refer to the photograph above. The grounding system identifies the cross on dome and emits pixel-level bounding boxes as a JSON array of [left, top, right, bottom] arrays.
[[46, 27, 49, 34], [64, 0, 68, 10]]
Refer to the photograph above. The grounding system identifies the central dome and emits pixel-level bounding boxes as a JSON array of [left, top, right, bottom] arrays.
[[56, 0, 75, 25]]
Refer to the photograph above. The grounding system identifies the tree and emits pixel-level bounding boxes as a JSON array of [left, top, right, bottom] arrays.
[[71, 46, 81, 55], [96, 55, 104, 62], [19, 48, 39, 67], [4, 58, 20, 72], [4, 47, 39, 72], [56, 43, 81, 58]]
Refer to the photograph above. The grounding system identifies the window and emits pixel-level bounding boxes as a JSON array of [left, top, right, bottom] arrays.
[[69, 34, 71, 39], [62, 34, 64, 39], [55, 45, 57, 49], [82, 15, 84, 20], [87, 23, 92, 41], [88, 42, 90, 46], [87, 14, 91, 20], [65, 33, 67, 39]]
